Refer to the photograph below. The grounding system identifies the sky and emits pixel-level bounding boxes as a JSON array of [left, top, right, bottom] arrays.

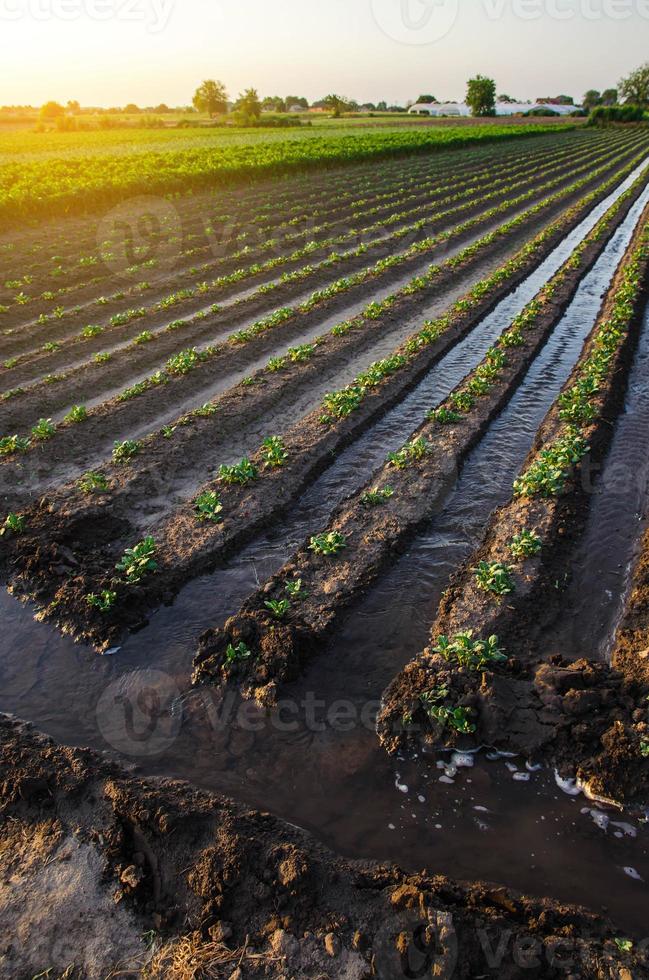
[[1, 0, 647, 107]]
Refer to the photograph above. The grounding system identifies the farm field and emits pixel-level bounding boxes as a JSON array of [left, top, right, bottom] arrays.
[[0, 118, 573, 229], [3, 122, 649, 976]]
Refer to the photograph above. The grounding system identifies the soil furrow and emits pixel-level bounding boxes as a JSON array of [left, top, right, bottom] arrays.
[[375, 207, 649, 809], [1, 155, 642, 512]]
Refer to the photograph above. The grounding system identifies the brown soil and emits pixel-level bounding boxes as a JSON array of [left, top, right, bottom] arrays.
[[2, 143, 629, 439], [2, 133, 591, 366], [0, 715, 643, 979], [191, 188, 646, 704], [2, 151, 632, 522], [1, 131, 567, 306], [8, 165, 647, 656], [2, 132, 646, 448], [376, 206, 649, 808]]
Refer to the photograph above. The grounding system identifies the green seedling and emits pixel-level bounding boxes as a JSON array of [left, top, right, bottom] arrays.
[[261, 435, 289, 468], [225, 641, 252, 664], [64, 405, 87, 424], [195, 490, 223, 522], [615, 939, 634, 954], [360, 486, 394, 508], [112, 439, 141, 464], [116, 537, 157, 584], [267, 355, 287, 372], [31, 418, 56, 441], [86, 590, 117, 613], [388, 436, 428, 470], [0, 434, 30, 455], [450, 390, 474, 413], [475, 561, 516, 596], [640, 738, 649, 759], [191, 403, 218, 418], [309, 531, 347, 556], [285, 578, 308, 600], [429, 406, 462, 425], [166, 347, 201, 375], [78, 471, 109, 494], [420, 687, 476, 734], [288, 343, 315, 362], [218, 458, 258, 485], [433, 631, 506, 670], [264, 598, 290, 619], [0, 512, 26, 537], [510, 529, 542, 559]]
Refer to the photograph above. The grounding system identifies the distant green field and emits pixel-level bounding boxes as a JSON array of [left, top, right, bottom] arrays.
[[0, 120, 574, 231]]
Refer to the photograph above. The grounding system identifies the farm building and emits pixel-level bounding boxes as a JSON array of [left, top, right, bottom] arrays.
[[408, 100, 580, 116]]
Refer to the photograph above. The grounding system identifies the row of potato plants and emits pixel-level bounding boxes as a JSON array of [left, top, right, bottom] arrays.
[[1, 140, 475, 314], [189, 170, 649, 693], [378, 207, 649, 758], [28, 162, 648, 650], [1, 145, 645, 463], [1, 129, 604, 343], [0, 123, 576, 230], [7, 136, 572, 323]]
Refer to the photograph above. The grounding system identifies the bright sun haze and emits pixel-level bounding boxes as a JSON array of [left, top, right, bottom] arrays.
[[2, 0, 649, 105]]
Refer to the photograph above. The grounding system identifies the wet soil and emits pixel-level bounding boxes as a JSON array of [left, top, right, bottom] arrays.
[[1, 714, 644, 979], [3, 135, 649, 970], [8, 163, 648, 655], [376, 206, 649, 808]]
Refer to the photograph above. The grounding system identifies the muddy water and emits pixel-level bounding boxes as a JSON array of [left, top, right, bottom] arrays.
[[2, 176, 649, 936], [547, 300, 649, 661]]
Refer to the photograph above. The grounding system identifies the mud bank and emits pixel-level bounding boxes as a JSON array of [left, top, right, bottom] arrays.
[[0, 715, 644, 979]]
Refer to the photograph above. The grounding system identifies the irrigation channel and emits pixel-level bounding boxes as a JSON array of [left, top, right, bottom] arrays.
[[2, 159, 649, 937]]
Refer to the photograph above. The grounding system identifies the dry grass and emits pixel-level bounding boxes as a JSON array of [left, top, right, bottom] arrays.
[[142, 934, 279, 979]]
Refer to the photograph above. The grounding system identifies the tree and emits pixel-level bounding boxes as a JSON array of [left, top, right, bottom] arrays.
[[124, 103, 141, 114], [583, 89, 601, 110], [377, 100, 388, 111], [66, 99, 80, 114], [262, 95, 286, 112], [619, 62, 649, 106], [322, 94, 352, 117], [416, 94, 437, 104], [234, 88, 261, 121], [466, 75, 496, 117], [601, 88, 618, 106], [285, 95, 308, 110], [192, 79, 228, 118], [40, 101, 65, 121]]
